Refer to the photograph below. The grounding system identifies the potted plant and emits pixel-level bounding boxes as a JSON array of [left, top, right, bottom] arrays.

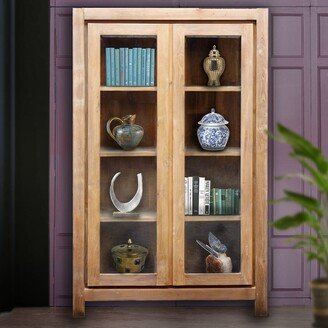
[[271, 124, 328, 327]]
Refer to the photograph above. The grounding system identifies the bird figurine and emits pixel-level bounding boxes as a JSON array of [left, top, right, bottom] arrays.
[[196, 232, 232, 273], [203, 45, 226, 86]]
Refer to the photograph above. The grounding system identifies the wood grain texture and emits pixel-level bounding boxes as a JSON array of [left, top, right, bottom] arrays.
[[72, 8, 86, 317], [254, 9, 269, 317]]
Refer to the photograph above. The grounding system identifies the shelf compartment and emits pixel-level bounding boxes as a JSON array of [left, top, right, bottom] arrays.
[[100, 86, 157, 91], [100, 91, 157, 149], [100, 222, 156, 274], [184, 86, 241, 92], [185, 157, 240, 190], [185, 215, 240, 222], [185, 221, 240, 274], [185, 36, 241, 87], [100, 157, 157, 214], [185, 147, 240, 157], [101, 210, 156, 222], [185, 92, 241, 149], [101, 36, 157, 86], [100, 146, 157, 157]]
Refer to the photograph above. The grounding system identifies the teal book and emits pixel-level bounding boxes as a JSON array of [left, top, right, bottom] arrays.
[[192, 177, 199, 215], [132, 48, 138, 86], [119, 48, 125, 86], [110, 48, 115, 86], [145, 48, 151, 86], [234, 189, 240, 215], [105, 48, 111, 86], [114, 48, 120, 86], [137, 48, 142, 86], [227, 189, 232, 215], [150, 48, 155, 86], [217, 189, 223, 215], [124, 47, 129, 86], [231, 189, 235, 215], [221, 189, 226, 215], [141, 49, 147, 86], [215, 189, 220, 215], [128, 49, 133, 86]]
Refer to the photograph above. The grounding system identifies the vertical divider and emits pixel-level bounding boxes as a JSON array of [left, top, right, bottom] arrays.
[[156, 24, 172, 285], [172, 25, 186, 286]]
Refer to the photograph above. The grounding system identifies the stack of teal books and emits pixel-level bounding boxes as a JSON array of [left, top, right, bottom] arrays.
[[210, 188, 240, 215], [105, 47, 156, 86]]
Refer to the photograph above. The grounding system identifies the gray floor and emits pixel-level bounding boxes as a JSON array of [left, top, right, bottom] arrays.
[[0, 306, 314, 328]]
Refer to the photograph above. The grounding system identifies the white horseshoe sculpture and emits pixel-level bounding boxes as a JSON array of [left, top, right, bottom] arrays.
[[109, 172, 143, 213]]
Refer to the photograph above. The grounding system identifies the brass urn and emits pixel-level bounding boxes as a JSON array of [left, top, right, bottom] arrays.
[[203, 45, 225, 86]]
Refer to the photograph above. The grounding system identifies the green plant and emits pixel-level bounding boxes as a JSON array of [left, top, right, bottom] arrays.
[[271, 124, 328, 277]]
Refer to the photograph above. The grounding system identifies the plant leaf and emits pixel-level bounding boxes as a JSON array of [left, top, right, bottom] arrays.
[[283, 190, 323, 217], [277, 124, 328, 174], [273, 211, 320, 230]]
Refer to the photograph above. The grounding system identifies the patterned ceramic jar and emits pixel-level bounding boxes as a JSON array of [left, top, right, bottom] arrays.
[[197, 108, 229, 151]]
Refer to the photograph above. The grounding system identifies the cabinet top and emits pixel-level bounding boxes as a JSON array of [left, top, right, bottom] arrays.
[[75, 8, 268, 22]]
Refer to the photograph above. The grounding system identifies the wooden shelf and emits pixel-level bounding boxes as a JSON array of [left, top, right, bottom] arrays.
[[185, 86, 241, 92], [185, 147, 241, 157], [185, 215, 241, 222], [100, 210, 157, 222], [100, 147, 157, 157], [100, 86, 157, 92]]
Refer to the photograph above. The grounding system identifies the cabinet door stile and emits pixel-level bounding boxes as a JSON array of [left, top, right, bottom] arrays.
[[87, 24, 101, 286], [156, 24, 173, 286], [240, 24, 254, 285]]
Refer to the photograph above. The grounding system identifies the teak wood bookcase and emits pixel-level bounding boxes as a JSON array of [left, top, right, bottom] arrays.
[[72, 8, 268, 317]]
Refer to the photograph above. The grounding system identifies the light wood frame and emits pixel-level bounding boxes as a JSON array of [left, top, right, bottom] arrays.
[[73, 8, 268, 317]]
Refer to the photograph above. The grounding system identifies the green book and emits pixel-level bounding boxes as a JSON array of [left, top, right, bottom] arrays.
[[221, 189, 226, 215], [231, 188, 235, 215], [210, 188, 215, 215], [215, 189, 220, 215]]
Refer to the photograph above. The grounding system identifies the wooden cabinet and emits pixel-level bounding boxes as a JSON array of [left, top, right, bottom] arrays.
[[73, 8, 268, 317]]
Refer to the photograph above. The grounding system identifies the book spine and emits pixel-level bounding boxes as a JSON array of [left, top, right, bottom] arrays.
[[222, 189, 226, 215], [235, 189, 240, 215], [145, 48, 151, 86], [198, 177, 205, 215], [110, 48, 115, 86], [150, 48, 155, 86], [132, 48, 138, 86], [227, 188, 232, 215], [141, 48, 146, 86], [215, 189, 220, 215], [188, 177, 193, 215], [184, 177, 188, 215], [192, 177, 199, 215], [137, 48, 142, 86], [119, 48, 125, 86], [231, 188, 235, 215], [204, 180, 211, 215], [124, 47, 129, 86], [115, 48, 120, 86], [210, 188, 214, 215], [105, 48, 111, 86], [128, 49, 133, 86]]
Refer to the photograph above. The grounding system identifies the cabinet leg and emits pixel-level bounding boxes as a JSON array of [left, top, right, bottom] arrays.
[[73, 294, 85, 318], [255, 297, 268, 317]]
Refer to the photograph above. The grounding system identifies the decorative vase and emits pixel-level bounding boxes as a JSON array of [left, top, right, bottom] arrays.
[[197, 108, 230, 151], [203, 45, 225, 86], [311, 279, 328, 327], [205, 254, 232, 273], [106, 114, 144, 150], [111, 239, 148, 273]]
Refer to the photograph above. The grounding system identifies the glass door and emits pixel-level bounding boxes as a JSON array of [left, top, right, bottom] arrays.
[[172, 24, 254, 286], [86, 23, 171, 286]]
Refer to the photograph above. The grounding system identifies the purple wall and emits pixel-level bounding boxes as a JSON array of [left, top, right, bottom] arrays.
[[49, 1, 328, 306]]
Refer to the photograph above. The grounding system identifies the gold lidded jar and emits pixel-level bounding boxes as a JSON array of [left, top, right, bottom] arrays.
[[111, 239, 148, 273]]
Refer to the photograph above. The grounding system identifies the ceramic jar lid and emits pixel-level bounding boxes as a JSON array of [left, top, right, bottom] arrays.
[[198, 108, 229, 126], [111, 239, 148, 259]]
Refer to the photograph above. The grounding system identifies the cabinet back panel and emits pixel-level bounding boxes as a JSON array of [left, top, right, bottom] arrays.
[[185, 91, 240, 148], [100, 91, 157, 149]]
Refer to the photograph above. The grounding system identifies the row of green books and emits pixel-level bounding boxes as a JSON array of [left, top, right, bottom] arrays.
[[210, 188, 240, 215], [105, 47, 155, 87]]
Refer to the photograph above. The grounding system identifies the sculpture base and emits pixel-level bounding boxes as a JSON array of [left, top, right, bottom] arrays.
[[113, 211, 140, 218]]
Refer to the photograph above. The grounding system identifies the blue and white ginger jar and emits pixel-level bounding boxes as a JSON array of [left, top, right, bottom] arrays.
[[197, 108, 230, 151]]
